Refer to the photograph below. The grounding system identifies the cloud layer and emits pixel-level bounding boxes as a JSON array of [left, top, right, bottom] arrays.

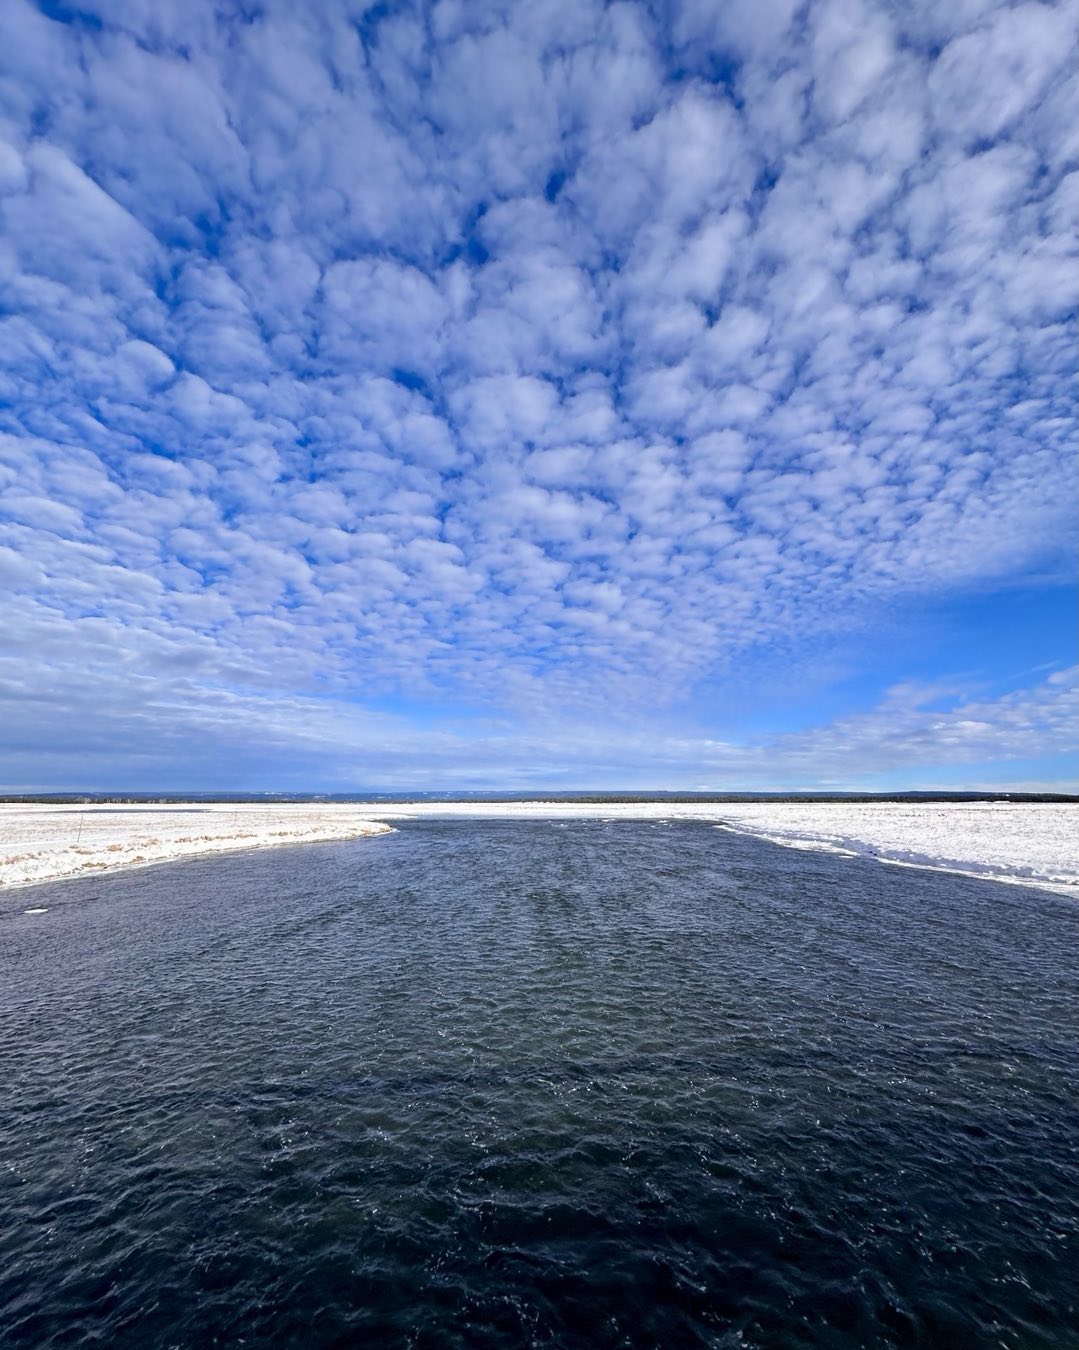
[[0, 0, 1076, 787]]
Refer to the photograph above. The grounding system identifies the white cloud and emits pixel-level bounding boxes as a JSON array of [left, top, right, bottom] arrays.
[[0, 0, 1075, 786]]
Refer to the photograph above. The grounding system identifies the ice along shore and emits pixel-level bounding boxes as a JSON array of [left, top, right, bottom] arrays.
[[0, 803, 392, 892]]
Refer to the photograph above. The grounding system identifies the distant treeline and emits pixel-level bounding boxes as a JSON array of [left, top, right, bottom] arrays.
[[2, 792, 1076, 806]]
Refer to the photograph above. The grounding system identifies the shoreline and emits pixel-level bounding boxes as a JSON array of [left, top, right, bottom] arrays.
[[0, 804, 392, 893], [1, 800, 1075, 898], [712, 820, 1078, 897]]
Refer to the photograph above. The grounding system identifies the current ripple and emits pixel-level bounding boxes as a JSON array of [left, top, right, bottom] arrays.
[[1, 818, 1076, 1348]]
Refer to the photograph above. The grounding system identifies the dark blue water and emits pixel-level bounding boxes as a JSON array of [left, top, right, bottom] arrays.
[[1, 819, 1076, 1348]]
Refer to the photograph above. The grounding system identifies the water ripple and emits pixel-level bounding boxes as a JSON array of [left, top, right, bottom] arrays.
[[1, 819, 1076, 1347]]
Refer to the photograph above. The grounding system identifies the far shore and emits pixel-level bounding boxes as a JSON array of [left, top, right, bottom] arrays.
[[1, 799, 1075, 898]]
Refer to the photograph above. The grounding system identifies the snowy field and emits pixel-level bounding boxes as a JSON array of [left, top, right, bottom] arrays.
[[709, 801, 1078, 896], [0, 804, 391, 893], [0, 800, 1075, 897]]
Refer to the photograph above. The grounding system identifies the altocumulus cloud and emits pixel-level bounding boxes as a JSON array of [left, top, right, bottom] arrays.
[[0, 0, 1075, 789]]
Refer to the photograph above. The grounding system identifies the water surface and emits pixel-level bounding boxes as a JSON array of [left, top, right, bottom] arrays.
[[1, 819, 1076, 1347]]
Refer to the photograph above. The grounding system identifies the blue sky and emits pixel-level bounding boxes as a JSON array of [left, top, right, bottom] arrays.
[[0, 0, 1076, 791]]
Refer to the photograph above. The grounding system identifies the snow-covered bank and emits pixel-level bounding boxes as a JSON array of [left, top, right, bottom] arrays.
[[0, 804, 392, 892], [709, 802, 1078, 897]]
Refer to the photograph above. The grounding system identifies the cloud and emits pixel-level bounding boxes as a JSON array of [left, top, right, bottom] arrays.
[[0, 0, 1075, 786], [745, 667, 1079, 786], [0, 600, 1073, 790]]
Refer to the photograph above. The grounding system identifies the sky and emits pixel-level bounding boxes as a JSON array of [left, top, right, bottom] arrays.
[[0, 0, 1076, 792]]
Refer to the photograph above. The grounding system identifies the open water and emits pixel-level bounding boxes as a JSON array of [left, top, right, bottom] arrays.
[[1, 818, 1076, 1348]]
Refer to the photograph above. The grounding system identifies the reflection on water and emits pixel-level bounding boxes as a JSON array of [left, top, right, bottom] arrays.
[[1, 819, 1076, 1347]]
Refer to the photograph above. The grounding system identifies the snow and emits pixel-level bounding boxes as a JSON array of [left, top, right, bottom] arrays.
[[0, 803, 392, 891], [709, 801, 1078, 896]]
